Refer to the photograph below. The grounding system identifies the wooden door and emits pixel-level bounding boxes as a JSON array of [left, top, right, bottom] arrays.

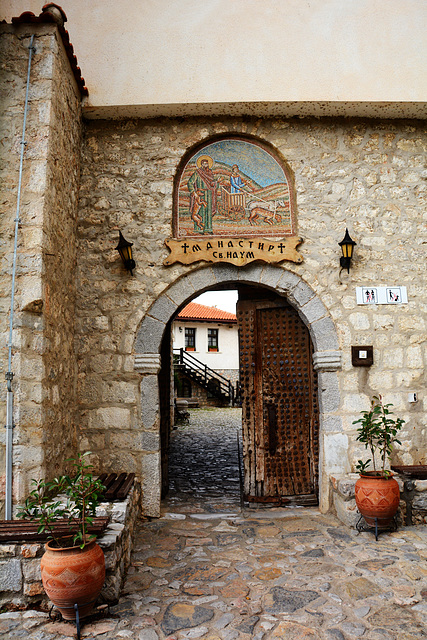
[[237, 296, 319, 505]]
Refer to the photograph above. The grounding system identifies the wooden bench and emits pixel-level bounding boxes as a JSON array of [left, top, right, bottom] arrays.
[[0, 516, 110, 543], [0, 473, 135, 543], [98, 472, 135, 500], [391, 465, 427, 479]]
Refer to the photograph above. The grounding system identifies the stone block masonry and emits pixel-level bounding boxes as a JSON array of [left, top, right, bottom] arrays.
[[76, 116, 426, 515], [0, 23, 82, 513]]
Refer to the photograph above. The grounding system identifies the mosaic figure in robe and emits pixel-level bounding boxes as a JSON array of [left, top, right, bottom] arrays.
[[188, 155, 217, 234]]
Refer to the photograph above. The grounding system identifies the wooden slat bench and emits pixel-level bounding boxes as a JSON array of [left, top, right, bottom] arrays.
[[0, 516, 110, 543], [98, 472, 135, 501], [391, 465, 427, 479], [0, 473, 135, 543]]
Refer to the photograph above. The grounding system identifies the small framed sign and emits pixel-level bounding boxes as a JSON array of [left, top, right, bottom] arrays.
[[351, 346, 374, 367], [356, 286, 408, 305]]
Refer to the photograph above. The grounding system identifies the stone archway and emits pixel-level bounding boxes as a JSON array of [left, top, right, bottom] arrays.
[[134, 263, 342, 517]]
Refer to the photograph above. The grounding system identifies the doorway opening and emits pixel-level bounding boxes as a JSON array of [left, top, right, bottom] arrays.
[[162, 287, 242, 513], [160, 283, 320, 512]]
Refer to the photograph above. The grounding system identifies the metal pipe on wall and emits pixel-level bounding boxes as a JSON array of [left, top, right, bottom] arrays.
[[5, 35, 36, 520]]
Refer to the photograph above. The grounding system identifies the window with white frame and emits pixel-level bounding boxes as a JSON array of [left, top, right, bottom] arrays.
[[185, 327, 196, 351], [208, 328, 219, 352]]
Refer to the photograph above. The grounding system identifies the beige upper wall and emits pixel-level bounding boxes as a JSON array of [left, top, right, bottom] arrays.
[[2, 0, 427, 117]]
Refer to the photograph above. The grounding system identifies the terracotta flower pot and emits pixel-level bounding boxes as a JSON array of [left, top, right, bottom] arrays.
[[355, 472, 400, 527], [40, 538, 105, 620]]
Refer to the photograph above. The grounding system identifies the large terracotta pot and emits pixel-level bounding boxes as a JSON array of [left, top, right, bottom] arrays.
[[355, 472, 400, 527], [40, 538, 105, 620]]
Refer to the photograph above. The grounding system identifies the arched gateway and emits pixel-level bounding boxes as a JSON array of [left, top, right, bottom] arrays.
[[134, 263, 341, 517]]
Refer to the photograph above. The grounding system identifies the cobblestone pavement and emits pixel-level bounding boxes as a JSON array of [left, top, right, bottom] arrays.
[[2, 409, 427, 640], [164, 408, 243, 514]]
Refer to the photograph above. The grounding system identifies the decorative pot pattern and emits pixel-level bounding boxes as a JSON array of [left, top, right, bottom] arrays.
[[41, 539, 105, 620], [355, 473, 400, 527]]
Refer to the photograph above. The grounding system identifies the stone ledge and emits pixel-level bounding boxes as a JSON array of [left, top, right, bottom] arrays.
[[0, 482, 141, 608], [330, 474, 427, 529], [134, 353, 161, 374], [313, 350, 342, 371], [330, 473, 359, 500]]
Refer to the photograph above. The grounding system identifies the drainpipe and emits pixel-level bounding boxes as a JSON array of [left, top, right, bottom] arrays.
[[5, 35, 36, 520]]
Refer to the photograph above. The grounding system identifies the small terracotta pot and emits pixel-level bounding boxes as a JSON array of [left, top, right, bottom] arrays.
[[40, 538, 105, 620], [355, 472, 400, 527]]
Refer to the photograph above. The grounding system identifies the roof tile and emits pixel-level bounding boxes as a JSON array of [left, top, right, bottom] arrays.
[[11, 5, 88, 96], [176, 302, 237, 323]]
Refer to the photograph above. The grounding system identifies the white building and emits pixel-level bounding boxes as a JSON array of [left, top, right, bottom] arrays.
[[172, 302, 239, 406], [173, 302, 238, 372]]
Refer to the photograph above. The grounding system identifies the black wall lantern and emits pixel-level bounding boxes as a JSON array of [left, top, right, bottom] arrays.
[[338, 228, 356, 273], [116, 231, 136, 275]]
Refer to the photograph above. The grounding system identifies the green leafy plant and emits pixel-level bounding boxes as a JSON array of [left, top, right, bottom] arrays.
[[355, 459, 371, 474], [353, 395, 404, 476], [17, 452, 105, 549]]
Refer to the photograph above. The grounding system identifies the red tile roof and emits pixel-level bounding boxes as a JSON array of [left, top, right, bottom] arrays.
[[11, 5, 88, 96], [176, 302, 237, 323]]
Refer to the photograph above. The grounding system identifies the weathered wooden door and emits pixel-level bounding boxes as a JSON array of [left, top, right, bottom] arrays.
[[237, 295, 319, 505]]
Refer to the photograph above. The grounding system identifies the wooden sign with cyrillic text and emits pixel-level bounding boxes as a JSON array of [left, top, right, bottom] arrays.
[[164, 236, 303, 266]]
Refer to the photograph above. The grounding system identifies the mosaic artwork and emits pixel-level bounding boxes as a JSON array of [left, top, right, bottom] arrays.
[[175, 138, 296, 238]]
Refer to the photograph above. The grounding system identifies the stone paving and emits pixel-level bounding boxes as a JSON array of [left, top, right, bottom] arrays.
[[1, 409, 427, 640], [164, 408, 243, 514]]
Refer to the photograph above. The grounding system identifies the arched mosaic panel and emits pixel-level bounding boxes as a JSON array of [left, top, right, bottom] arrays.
[[174, 136, 297, 239]]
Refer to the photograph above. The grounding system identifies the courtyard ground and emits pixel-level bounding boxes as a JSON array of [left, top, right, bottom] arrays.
[[1, 409, 426, 639]]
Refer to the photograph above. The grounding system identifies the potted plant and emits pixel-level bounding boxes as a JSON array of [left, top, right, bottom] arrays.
[[17, 452, 106, 621], [353, 395, 404, 528]]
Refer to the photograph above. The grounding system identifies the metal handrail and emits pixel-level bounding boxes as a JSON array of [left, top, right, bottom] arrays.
[[174, 348, 235, 402], [174, 348, 232, 384]]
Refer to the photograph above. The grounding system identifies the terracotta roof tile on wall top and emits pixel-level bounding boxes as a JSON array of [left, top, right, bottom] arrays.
[[11, 5, 88, 96], [177, 302, 237, 323]]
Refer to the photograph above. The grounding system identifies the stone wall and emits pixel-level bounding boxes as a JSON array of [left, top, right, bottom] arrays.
[[176, 383, 230, 409], [0, 25, 30, 515], [175, 368, 239, 408], [76, 116, 426, 514], [0, 24, 82, 513], [37, 23, 82, 481], [214, 369, 240, 386]]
